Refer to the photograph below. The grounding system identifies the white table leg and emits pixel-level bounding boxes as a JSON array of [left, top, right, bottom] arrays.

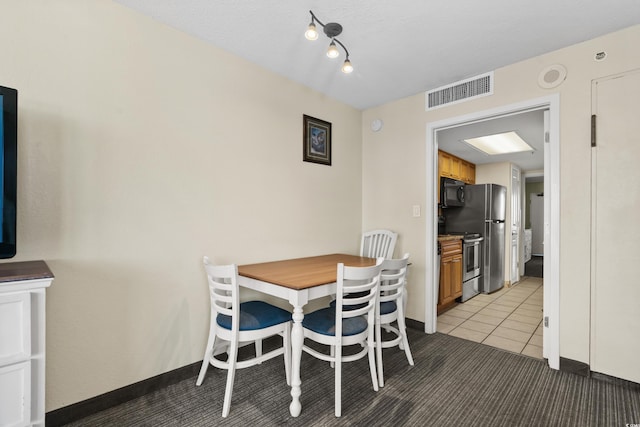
[[289, 305, 304, 417]]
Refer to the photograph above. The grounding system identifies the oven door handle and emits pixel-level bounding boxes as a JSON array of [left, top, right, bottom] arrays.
[[464, 237, 484, 244]]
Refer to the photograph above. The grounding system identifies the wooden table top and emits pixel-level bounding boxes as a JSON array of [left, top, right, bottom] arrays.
[[238, 253, 376, 290]]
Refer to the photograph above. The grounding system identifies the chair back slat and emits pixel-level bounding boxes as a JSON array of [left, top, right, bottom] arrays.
[[203, 257, 239, 324], [360, 229, 398, 259], [379, 254, 410, 304]]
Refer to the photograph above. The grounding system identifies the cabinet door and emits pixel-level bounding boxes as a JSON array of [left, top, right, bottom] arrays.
[[459, 162, 468, 183], [460, 161, 475, 183], [438, 151, 452, 177], [438, 258, 451, 305], [0, 361, 31, 427], [0, 293, 31, 366], [450, 157, 461, 179], [439, 256, 453, 304], [452, 254, 463, 297]]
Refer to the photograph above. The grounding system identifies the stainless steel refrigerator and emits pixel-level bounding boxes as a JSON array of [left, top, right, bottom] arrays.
[[444, 183, 507, 294]]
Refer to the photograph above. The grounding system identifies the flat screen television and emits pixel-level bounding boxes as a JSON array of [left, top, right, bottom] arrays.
[[0, 85, 17, 258]]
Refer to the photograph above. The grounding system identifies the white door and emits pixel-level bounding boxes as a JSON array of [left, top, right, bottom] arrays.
[[590, 69, 640, 383], [530, 194, 544, 255], [510, 165, 521, 284]]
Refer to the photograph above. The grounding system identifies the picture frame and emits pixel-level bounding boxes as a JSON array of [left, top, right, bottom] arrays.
[[303, 114, 332, 166]]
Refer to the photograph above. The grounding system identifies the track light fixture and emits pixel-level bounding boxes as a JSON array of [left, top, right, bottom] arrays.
[[305, 10, 353, 74]]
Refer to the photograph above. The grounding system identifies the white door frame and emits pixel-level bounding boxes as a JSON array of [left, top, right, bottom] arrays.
[[425, 94, 560, 370], [511, 164, 522, 285]]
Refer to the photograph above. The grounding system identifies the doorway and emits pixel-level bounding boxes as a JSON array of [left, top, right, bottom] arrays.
[[526, 188, 544, 278], [425, 95, 560, 370]]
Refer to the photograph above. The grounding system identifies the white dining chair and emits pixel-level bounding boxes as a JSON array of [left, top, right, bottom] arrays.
[[301, 258, 384, 417], [196, 256, 292, 417], [360, 229, 398, 259], [375, 253, 414, 387]]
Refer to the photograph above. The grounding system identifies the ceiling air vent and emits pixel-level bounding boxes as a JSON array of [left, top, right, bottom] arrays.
[[426, 72, 494, 110]]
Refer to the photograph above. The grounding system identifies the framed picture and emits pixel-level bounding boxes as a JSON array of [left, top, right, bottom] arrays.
[[303, 114, 331, 166]]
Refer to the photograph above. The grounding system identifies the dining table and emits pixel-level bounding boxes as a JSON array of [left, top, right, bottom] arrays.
[[237, 253, 377, 417]]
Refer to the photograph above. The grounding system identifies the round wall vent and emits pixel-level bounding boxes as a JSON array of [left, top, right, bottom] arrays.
[[371, 119, 384, 132], [538, 64, 567, 89]]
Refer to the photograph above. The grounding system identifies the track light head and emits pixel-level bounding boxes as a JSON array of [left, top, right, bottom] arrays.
[[327, 40, 340, 58], [341, 58, 353, 74], [305, 21, 318, 41]]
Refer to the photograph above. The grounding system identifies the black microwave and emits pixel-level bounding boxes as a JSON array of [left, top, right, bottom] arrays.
[[440, 177, 465, 207]]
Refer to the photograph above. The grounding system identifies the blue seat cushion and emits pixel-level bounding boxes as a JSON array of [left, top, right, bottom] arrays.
[[302, 307, 368, 336], [216, 301, 291, 331], [380, 301, 397, 315]]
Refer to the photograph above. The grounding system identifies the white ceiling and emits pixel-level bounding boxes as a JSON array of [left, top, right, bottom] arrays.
[[437, 110, 545, 171], [113, 0, 640, 110]]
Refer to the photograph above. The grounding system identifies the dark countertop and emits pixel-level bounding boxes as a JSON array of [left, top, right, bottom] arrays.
[[0, 260, 54, 283]]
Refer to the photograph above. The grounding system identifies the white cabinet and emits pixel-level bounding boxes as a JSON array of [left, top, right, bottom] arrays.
[[0, 261, 53, 427], [0, 361, 31, 427]]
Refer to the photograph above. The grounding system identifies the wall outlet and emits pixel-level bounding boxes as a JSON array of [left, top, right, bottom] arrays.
[[412, 205, 421, 217]]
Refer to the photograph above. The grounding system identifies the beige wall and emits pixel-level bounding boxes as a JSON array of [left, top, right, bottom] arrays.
[[362, 95, 428, 319], [0, 1, 363, 411], [363, 25, 640, 364]]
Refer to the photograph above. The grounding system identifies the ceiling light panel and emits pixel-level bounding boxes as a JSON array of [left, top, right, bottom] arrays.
[[463, 131, 534, 155]]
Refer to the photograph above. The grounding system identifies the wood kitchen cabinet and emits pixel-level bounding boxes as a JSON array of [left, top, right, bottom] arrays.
[[449, 156, 461, 179], [439, 151, 458, 178], [438, 151, 452, 178], [438, 150, 476, 184], [460, 161, 476, 184], [438, 239, 463, 313]]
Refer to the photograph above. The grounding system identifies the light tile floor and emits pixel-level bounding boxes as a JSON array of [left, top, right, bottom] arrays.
[[437, 276, 544, 359]]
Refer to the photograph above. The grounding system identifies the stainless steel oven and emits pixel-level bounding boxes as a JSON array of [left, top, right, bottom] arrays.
[[463, 235, 483, 282], [459, 234, 483, 302]]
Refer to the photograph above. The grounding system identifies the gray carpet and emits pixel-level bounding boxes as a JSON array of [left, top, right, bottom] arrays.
[[61, 329, 640, 426]]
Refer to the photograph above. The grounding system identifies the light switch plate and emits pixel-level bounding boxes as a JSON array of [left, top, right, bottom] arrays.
[[412, 205, 421, 217]]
